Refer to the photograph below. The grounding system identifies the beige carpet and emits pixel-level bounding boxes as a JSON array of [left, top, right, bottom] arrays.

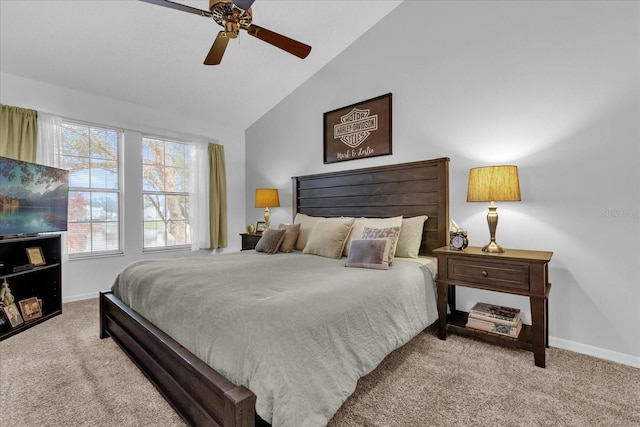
[[1, 299, 638, 427]]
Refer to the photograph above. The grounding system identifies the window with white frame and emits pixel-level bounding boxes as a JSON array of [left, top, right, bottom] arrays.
[[142, 136, 192, 249], [61, 122, 121, 255]]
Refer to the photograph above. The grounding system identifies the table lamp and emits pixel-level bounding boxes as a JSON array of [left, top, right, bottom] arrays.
[[467, 165, 521, 253], [255, 188, 280, 230]]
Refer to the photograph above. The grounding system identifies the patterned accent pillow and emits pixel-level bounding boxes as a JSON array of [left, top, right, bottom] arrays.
[[343, 216, 403, 257], [345, 239, 390, 270], [277, 223, 301, 253], [255, 228, 286, 254], [361, 226, 401, 265]]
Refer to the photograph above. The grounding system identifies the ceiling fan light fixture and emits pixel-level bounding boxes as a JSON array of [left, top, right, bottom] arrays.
[[225, 21, 239, 37]]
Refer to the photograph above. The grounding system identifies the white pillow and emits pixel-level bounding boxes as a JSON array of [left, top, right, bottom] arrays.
[[303, 217, 355, 259], [293, 213, 325, 251], [395, 215, 428, 258], [343, 216, 403, 257]]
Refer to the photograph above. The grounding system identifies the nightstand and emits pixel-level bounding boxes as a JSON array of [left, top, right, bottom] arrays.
[[240, 233, 262, 251], [433, 246, 553, 368]]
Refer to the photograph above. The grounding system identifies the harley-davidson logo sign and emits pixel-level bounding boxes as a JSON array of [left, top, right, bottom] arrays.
[[333, 108, 378, 148], [323, 93, 392, 164]]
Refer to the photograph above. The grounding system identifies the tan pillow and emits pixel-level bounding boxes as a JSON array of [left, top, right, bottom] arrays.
[[345, 239, 390, 270], [277, 223, 300, 253], [255, 228, 286, 254], [395, 215, 428, 258], [361, 226, 401, 265], [293, 213, 325, 251], [343, 216, 403, 257], [303, 217, 355, 259]]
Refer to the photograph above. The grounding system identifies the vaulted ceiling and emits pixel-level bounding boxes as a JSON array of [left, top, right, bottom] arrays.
[[0, 0, 402, 130]]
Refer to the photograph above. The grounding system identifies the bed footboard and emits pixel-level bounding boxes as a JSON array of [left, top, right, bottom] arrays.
[[99, 291, 258, 427]]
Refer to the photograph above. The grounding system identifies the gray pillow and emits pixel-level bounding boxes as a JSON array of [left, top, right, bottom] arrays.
[[345, 239, 390, 270], [361, 226, 401, 265], [255, 229, 286, 254], [277, 223, 301, 253]]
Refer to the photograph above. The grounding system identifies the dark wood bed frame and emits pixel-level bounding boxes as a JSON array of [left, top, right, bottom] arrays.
[[100, 157, 449, 427]]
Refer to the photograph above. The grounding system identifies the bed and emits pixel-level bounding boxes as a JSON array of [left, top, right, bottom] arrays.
[[100, 157, 450, 427]]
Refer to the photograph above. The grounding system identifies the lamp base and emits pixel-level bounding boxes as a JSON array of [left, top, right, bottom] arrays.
[[482, 241, 505, 253], [483, 202, 505, 253], [264, 207, 270, 230]]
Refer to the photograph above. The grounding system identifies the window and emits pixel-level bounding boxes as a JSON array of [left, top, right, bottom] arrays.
[[61, 122, 121, 255], [142, 137, 191, 249]]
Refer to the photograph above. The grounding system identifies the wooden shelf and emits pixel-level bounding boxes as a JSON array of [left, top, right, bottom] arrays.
[[447, 310, 533, 351], [0, 235, 62, 341]]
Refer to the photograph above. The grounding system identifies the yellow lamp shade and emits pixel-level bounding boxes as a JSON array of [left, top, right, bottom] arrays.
[[467, 165, 521, 202], [255, 188, 280, 208]]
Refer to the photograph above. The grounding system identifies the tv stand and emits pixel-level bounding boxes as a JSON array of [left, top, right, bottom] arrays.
[[0, 234, 62, 340]]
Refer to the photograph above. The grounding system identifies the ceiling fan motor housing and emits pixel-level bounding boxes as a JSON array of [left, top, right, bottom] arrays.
[[210, 0, 252, 38]]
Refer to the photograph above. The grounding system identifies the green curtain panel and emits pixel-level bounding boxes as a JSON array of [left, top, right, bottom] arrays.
[[208, 143, 228, 249], [0, 104, 38, 162]]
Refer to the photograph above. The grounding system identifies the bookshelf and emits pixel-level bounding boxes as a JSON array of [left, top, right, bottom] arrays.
[[0, 234, 62, 340]]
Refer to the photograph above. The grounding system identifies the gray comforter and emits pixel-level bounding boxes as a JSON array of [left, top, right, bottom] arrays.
[[112, 251, 438, 427]]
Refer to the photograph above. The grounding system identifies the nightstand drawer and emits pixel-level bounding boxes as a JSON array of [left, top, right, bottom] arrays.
[[240, 233, 262, 251], [447, 258, 529, 291]]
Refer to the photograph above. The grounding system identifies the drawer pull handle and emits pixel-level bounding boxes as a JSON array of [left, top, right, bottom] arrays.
[[481, 270, 488, 277]]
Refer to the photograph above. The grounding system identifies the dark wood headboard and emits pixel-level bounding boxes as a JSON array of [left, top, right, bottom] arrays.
[[292, 157, 450, 256]]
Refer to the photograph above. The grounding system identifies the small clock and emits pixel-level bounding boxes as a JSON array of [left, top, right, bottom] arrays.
[[450, 230, 468, 250]]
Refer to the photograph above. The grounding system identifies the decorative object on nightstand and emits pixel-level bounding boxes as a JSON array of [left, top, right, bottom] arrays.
[[467, 165, 521, 253], [255, 188, 280, 229], [449, 219, 468, 250]]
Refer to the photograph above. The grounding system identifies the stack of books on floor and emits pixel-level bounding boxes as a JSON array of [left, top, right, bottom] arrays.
[[466, 302, 522, 338]]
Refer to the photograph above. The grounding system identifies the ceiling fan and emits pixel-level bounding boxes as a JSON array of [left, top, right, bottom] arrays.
[[139, 0, 312, 65]]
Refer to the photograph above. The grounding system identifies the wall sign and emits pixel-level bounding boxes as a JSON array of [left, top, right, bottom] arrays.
[[323, 93, 392, 164]]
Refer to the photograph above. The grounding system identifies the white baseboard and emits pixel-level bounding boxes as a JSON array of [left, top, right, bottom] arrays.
[[62, 292, 100, 303], [550, 336, 640, 368]]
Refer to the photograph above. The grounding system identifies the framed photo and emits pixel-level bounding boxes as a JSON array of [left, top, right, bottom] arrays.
[[26, 247, 45, 266], [256, 221, 267, 233], [2, 303, 24, 327], [323, 93, 392, 164], [19, 297, 43, 322]]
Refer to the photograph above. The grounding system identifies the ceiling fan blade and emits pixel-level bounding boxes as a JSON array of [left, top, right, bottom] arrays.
[[232, 0, 256, 12], [138, 0, 212, 18], [247, 24, 311, 59], [204, 31, 230, 65]]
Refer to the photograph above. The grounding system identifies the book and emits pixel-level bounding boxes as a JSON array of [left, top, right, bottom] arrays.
[[468, 311, 520, 327], [466, 316, 522, 338], [469, 302, 520, 323]]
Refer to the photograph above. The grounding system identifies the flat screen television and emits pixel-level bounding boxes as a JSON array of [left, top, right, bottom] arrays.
[[0, 156, 69, 239]]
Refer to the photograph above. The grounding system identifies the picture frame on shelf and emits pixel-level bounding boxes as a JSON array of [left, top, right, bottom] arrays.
[[2, 303, 24, 328], [19, 297, 42, 322], [26, 247, 45, 266], [256, 221, 267, 233]]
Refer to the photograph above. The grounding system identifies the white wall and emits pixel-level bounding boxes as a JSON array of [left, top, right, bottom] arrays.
[[245, 1, 640, 366], [1, 72, 246, 301]]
